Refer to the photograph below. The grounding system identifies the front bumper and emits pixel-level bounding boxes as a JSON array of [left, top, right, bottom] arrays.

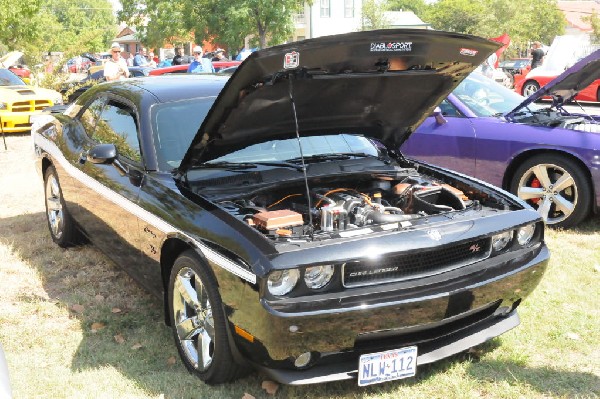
[[223, 242, 548, 384], [0, 111, 36, 133], [256, 310, 520, 385]]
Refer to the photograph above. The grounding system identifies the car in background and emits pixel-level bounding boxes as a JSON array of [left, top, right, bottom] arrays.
[[402, 50, 600, 228], [32, 30, 549, 387], [499, 58, 531, 76], [0, 68, 63, 133], [149, 60, 241, 76], [515, 69, 600, 101]]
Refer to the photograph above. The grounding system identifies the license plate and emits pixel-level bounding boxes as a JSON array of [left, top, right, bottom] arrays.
[[358, 346, 417, 386]]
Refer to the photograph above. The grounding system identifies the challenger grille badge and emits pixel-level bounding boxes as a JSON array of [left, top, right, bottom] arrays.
[[469, 244, 481, 253], [427, 230, 442, 241]]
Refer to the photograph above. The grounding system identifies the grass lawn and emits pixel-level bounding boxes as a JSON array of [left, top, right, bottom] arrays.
[[0, 135, 598, 398]]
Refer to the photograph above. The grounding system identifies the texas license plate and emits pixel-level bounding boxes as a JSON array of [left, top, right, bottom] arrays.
[[358, 346, 417, 386]]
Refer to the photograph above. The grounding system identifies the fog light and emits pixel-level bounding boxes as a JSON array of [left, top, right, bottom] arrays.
[[294, 352, 312, 368], [267, 269, 299, 296], [304, 264, 334, 289], [492, 231, 512, 252], [517, 224, 535, 246]]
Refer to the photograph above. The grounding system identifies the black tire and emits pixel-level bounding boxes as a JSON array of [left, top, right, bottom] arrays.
[[522, 80, 540, 97], [44, 165, 81, 247], [510, 154, 591, 228], [596, 87, 600, 103], [168, 250, 245, 384]]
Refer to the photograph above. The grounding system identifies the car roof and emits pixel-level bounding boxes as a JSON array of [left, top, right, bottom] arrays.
[[97, 75, 228, 103]]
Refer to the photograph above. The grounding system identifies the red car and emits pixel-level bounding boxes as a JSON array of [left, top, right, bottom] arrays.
[[149, 60, 241, 76], [515, 64, 600, 102]]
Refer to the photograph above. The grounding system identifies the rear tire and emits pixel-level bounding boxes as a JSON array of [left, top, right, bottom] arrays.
[[44, 165, 81, 247], [510, 154, 591, 228], [522, 80, 540, 97], [168, 250, 245, 384]]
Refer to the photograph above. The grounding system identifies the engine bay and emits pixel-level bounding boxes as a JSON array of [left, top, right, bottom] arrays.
[[216, 170, 502, 241]]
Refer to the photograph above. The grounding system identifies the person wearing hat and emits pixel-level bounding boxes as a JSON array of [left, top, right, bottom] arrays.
[[211, 48, 229, 62], [104, 42, 130, 81], [187, 45, 215, 74]]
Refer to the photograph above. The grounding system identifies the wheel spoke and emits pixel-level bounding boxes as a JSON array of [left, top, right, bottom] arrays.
[[537, 197, 553, 222], [553, 173, 574, 193], [175, 273, 200, 309], [518, 186, 544, 200], [47, 197, 62, 212], [197, 327, 213, 369], [553, 194, 575, 217], [176, 316, 201, 340], [531, 165, 552, 188]]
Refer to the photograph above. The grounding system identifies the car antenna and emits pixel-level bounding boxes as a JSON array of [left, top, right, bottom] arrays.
[[288, 73, 314, 239]]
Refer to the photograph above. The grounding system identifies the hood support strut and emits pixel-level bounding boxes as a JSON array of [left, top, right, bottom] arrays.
[[288, 73, 314, 240]]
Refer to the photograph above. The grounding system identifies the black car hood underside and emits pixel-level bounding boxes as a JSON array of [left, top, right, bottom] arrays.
[[178, 29, 499, 173]]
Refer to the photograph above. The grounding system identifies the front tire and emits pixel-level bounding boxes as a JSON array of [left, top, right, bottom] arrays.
[[168, 250, 244, 384], [522, 80, 540, 97], [44, 165, 80, 247], [510, 154, 591, 228]]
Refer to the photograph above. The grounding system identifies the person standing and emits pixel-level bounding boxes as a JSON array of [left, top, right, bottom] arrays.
[[133, 48, 149, 67], [531, 41, 545, 69], [172, 47, 185, 65], [187, 46, 215, 74], [211, 48, 229, 61], [104, 43, 130, 81]]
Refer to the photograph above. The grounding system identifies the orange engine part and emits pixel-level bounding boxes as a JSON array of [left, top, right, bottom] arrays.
[[252, 210, 303, 230]]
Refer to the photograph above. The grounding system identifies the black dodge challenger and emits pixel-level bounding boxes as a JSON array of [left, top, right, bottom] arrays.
[[32, 29, 549, 387]]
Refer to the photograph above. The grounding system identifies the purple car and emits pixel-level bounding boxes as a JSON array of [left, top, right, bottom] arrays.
[[402, 50, 600, 228]]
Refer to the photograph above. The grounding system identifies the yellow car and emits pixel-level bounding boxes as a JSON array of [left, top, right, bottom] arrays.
[[0, 68, 63, 133]]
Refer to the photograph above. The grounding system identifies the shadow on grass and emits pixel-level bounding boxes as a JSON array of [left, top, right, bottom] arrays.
[[1, 212, 599, 399]]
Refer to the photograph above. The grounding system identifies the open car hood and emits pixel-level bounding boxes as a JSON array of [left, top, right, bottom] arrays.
[[178, 29, 498, 173], [508, 48, 600, 116]]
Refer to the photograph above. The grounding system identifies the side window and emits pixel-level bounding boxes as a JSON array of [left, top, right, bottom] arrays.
[[94, 101, 141, 163], [79, 97, 106, 138], [439, 99, 462, 117]]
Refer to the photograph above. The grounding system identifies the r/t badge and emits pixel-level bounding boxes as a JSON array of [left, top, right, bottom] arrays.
[[284, 51, 299, 69]]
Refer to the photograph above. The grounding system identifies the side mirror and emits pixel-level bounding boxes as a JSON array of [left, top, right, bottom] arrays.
[[432, 107, 447, 125], [88, 143, 117, 164]]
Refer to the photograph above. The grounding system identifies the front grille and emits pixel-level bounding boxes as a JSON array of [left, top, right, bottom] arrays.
[[342, 237, 491, 287], [10, 100, 52, 112]]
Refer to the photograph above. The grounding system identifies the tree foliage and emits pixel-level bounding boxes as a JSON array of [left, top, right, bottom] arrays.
[[0, 0, 116, 63], [386, 0, 427, 16], [120, 0, 305, 52], [362, 0, 390, 30], [584, 11, 600, 43]]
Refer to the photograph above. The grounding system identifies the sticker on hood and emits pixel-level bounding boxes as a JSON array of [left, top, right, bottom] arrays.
[[370, 42, 413, 52], [284, 51, 299, 69], [460, 48, 479, 56]]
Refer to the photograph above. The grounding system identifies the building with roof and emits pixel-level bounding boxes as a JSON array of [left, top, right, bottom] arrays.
[[557, 0, 600, 34]]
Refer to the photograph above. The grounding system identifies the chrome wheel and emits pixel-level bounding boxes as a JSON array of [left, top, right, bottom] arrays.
[[172, 266, 215, 371], [522, 81, 539, 97], [45, 172, 64, 240], [516, 163, 577, 225]]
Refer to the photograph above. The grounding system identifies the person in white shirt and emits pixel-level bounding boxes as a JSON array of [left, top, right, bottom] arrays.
[[104, 42, 130, 82]]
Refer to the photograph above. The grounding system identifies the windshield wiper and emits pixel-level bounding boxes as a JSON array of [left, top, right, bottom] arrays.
[[286, 152, 375, 164], [192, 160, 303, 171]]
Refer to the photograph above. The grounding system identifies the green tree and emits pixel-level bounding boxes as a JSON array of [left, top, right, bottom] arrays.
[[0, 0, 43, 50], [583, 10, 600, 43], [120, 0, 305, 52], [386, 0, 428, 16], [362, 0, 390, 30], [424, 0, 487, 35]]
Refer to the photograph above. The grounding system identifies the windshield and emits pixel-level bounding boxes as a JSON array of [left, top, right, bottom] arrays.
[[454, 72, 540, 117], [211, 134, 379, 164], [151, 96, 216, 170], [0, 69, 26, 86]]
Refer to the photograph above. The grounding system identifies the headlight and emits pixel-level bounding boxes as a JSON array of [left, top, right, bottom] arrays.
[[492, 231, 513, 252], [517, 224, 536, 246], [0, 102, 7, 110], [267, 269, 300, 296], [304, 265, 334, 289]]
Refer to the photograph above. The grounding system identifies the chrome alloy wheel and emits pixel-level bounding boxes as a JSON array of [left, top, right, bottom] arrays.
[[522, 81, 540, 97], [45, 173, 64, 239], [172, 267, 215, 371], [517, 163, 577, 225]]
